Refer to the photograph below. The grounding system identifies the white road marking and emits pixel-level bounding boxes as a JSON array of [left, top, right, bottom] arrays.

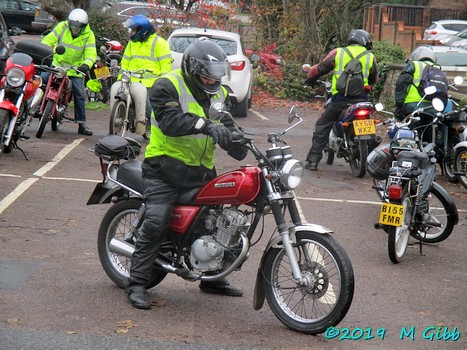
[[42, 176, 100, 183], [33, 138, 84, 177], [0, 174, 22, 178], [0, 178, 39, 215], [250, 109, 269, 120], [296, 196, 381, 206]]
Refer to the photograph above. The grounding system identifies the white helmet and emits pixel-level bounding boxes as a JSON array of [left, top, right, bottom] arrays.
[[408, 46, 436, 63], [68, 8, 88, 36]]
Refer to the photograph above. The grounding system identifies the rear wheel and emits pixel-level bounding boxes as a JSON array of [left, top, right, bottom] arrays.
[[454, 146, 467, 189], [36, 100, 54, 138], [97, 199, 167, 289], [442, 135, 459, 183], [349, 139, 368, 178], [109, 100, 127, 136], [388, 194, 412, 264], [262, 231, 354, 334]]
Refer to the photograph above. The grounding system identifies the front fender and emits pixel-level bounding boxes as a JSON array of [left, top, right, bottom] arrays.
[[454, 141, 467, 151], [252, 224, 333, 311], [0, 101, 18, 115]]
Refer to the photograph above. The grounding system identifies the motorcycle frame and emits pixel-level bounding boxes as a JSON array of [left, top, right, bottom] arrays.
[[40, 71, 73, 124]]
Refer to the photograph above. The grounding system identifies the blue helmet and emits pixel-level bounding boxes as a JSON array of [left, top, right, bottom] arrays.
[[123, 15, 152, 42]]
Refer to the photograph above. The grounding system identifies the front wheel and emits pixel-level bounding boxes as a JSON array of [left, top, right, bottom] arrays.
[[262, 231, 354, 334], [349, 139, 368, 178], [454, 146, 467, 189], [388, 194, 412, 264], [109, 100, 127, 136], [97, 199, 167, 289], [0, 109, 9, 156], [36, 100, 54, 138]]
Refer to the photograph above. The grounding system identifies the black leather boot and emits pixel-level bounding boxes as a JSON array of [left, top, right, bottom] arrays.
[[126, 285, 151, 309], [78, 124, 93, 136]]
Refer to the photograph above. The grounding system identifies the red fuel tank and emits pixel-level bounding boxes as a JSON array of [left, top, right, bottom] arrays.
[[195, 166, 261, 205]]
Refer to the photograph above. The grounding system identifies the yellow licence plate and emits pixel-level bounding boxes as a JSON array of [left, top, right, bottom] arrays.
[[353, 119, 375, 136], [379, 203, 405, 227], [94, 66, 110, 79]]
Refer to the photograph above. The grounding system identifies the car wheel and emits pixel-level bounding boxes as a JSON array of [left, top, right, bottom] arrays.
[[233, 97, 248, 118]]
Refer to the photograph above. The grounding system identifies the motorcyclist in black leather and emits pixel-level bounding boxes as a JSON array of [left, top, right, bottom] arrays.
[[126, 38, 248, 310]]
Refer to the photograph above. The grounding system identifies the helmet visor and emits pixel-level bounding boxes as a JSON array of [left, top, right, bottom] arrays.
[[198, 60, 231, 82], [69, 20, 85, 36]]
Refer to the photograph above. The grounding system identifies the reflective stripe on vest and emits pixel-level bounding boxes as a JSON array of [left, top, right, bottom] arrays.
[[404, 61, 432, 104], [332, 46, 373, 95], [146, 70, 227, 168]]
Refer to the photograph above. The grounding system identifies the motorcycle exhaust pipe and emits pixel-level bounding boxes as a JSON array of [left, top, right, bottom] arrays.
[[109, 238, 134, 258]]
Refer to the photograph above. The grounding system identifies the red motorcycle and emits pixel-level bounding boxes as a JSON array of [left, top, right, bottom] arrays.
[[87, 104, 354, 335], [35, 45, 86, 138], [0, 41, 52, 158]]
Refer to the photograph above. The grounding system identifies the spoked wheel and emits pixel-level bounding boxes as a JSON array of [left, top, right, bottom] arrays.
[[0, 109, 9, 157], [36, 100, 54, 138], [388, 195, 412, 264], [97, 199, 167, 289], [109, 100, 127, 136], [454, 146, 467, 189], [262, 231, 354, 334], [349, 139, 368, 178], [411, 182, 457, 244]]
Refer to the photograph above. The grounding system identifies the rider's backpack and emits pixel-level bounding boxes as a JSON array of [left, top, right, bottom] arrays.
[[416, 63, 449, 101], [336, 47, 370, 97]]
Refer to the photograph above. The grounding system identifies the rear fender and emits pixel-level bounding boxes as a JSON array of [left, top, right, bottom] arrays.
[[253, 224, 333, 310], [86, 183, 124, 205]]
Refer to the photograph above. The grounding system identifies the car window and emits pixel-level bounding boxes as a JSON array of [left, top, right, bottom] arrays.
[[20, 1, 35, 11], [435, 52, 467, 66], [2, 0, 19, 10], [428, 23, 436, 30], [170, 36, 237, 55]]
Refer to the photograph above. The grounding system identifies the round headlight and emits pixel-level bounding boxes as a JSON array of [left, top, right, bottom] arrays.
[[280, 159, 304, 190], [6, 67, 26, 87], [55, 67, 66, 79], [121, 73, 130, 83]]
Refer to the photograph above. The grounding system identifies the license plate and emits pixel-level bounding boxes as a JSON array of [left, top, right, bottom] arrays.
[[353, 119, 375, 136], [379, 203, 405, 227], [94, 66, 110, 79]]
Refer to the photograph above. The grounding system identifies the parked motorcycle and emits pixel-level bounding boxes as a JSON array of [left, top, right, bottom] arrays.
[[34, 46, 86, 138], [85, 37, 123, 104], [454, 136, 467, 189], [367, 93, 458, 263], [109, 67, 152, 139], [0, 41, 52, 158], [304, 76, 382, 177], [88, 104, 355, 334]]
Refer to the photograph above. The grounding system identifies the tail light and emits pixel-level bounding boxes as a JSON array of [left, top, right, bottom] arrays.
[[429, 30, 437, 35], [230, 61, 246, 71], [388, 184, 403, 200], [355, 108, 371, 120]]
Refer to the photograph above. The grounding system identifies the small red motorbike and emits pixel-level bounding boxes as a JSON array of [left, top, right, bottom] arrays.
[[35, 45, 86, 138], [87, 103, 354, 335], [0, 41, 52, 158]]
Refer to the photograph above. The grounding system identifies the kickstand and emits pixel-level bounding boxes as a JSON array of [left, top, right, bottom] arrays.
[[417, 233, 425, 256], [13, 141, 29, 160]]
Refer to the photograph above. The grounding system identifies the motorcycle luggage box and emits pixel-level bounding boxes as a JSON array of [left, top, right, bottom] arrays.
[[14, 40, 53, 66]]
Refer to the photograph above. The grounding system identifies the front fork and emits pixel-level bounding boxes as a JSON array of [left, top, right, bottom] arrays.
[[270, 198, 308, 285]]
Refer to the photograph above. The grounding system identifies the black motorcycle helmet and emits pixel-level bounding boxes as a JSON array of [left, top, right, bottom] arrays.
[[348, 29, 373, 50], [181, 37, 231, 95]]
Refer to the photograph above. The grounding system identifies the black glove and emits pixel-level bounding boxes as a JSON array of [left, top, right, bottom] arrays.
[[204, 122, 232, 149], [304, 78, 316, 87], [78, 64, 89, 74]]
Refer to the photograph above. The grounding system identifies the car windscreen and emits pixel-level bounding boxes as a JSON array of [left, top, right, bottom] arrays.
[[435, 52, 467, 66], [170, 36, 237, 56]]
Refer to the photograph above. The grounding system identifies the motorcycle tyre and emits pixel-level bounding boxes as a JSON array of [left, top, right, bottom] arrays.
[[0, 109, 9, 156], [325, 147, 334, 165], [36, 100, 54, 138], [51, 116, 59, 131], [98, 81, 109, 104], [97, 198, 167, 289], [388, 192, 412, 264], [349, 139, 368, 178], [262, 231, 354, 335], [410, 182, 457, 244], [442, 136, 460, 183], [454, 146, 467, 189], [109, 100, 127, 136]]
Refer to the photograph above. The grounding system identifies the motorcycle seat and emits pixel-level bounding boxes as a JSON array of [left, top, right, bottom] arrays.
[[117, 160, 143, 194], [396, 150, 430, 169]]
